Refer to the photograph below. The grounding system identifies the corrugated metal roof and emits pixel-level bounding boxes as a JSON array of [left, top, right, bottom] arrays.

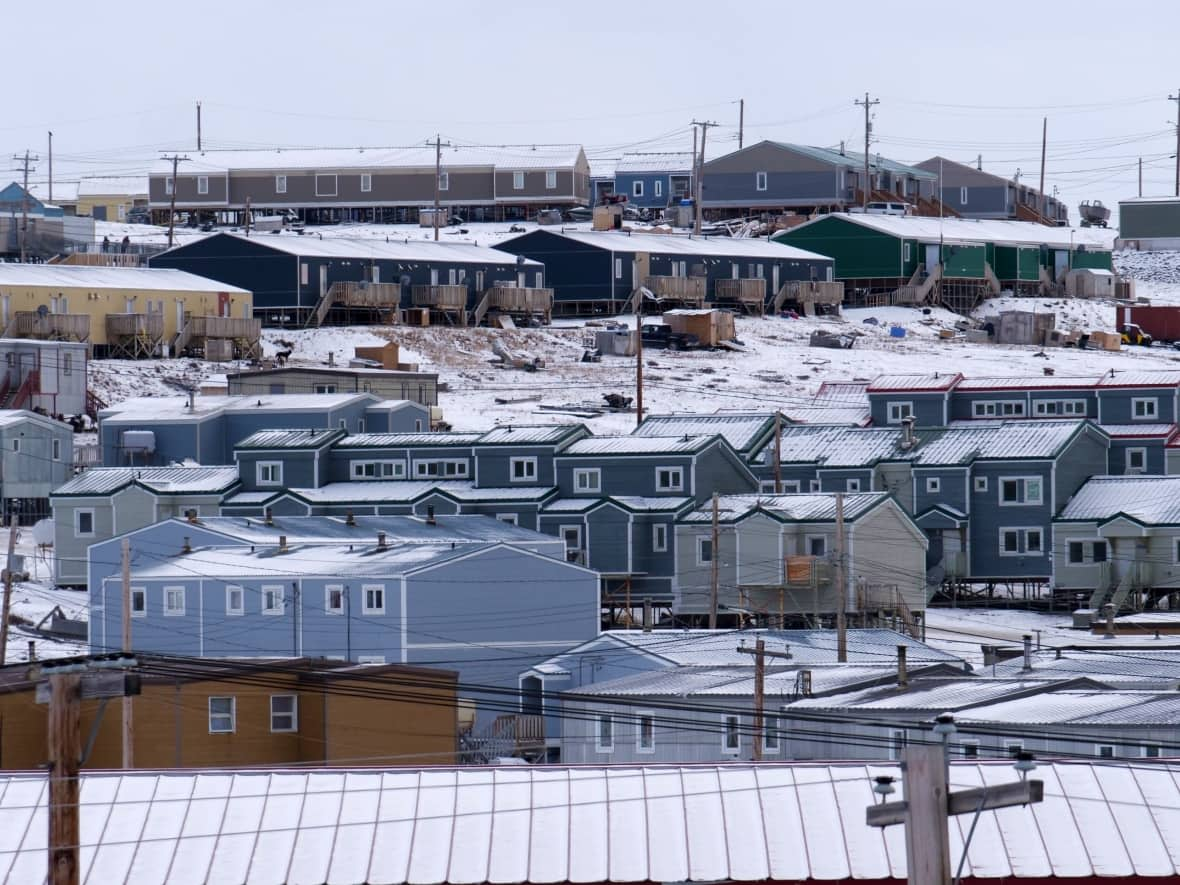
[[913, 420, 1086, 465], [633, 413, 775, 454], [775, 425, 907, 467], [992, 650, 1180, 684], [614, 151, 696, 174], [954, 374, 1103, 391], [520, 229, 832, 262], [765, 142, 939, 179], [179, 232, 542, 265], [612, 496, 694, 512], [867, 373, 961, 392], [234, 428, 343, 449], [6, 760, 1169, 881], [1097, 369, 1180, 387], [958, 690, 1180, 726], [476, 425, 587, 446], [186, 514, 536, 545], [541, 498, 600, 513], [575, 665, 923, 698], [52, 466, 239, 497], [790, 212, 1115, 249], [789, 678, 1069, 712], [1098, 423, 1177, 438], [785, 406, 872, 426], [1058, 475, 1180, 523], [100, 393, 373, 422], [335, 431, 482, 448], [0, 264, 249, 293], [679, 492, 889, 524], [563, 434, 718, 456]]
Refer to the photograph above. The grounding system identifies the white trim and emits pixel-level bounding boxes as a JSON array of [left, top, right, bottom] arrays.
[[1095, 743, 1116, 758], [999, 526, 1043, 556], [999, 475, 1042, 506], [696, 534, 714, 566], [545, 170, 557, 189], [360, 173, 372, 193], [315, 173, 338, 197], [973, 476, 988, 493], [256, 461, 283, 486], [845, 478, 861, 492], [632, 180, 644, 198], [595, 712, 614, 753], [225, 584, 244, 616], [261, 584, 285, 615], [74, 507, 96, 538], [495, 513, 519, 526], [130, 586, 146, 618], [275, 175, 287, 194], [926, 476, 941, 493], [208, 696, 235, 734], [1131, 397, 1159, 420], [655, 465, 684, 492], [163, 585, 185, 617], [1125, 446, 1148, 474], [438, 171, 449, 191], [636, 710, 656, 753], [559, 524, 584, 564], [270, 694, 298, 733], [652, 523, 668, 553], [755, 171, 768, 192], [573, 467, 601, 494], [362, 583, 386, 615], [510, 456, 538, 483], [325, 583, 345, 615], [886, 401, 914, 424], [512, 171, 525, 190], [412, 458, 468, 479], [762, 708, 782, 754], [805, 534, 827, 557], [722, 714, 741, 754]]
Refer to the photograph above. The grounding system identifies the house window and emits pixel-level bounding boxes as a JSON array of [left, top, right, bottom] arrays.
[[510, 457, 538, 482], [1000, 528, 1043, 556], [75, 509, 95, 537], [762, 710, 780, 753], [755, 171, 768, 192], [960, 740, 979, 758], [325, 584, 344, 614], [438, 171, 449, 191], [545, 170, 557, 189], [596, 713, 614, 752], [614, 257, 623, 279], [846, 478, 861, 492], [903, 242, 912, 263], [208, 697, 235, 734], [782, 480, 801, 493], [512, 171, 525, 190], [632, 181, 644, 198], [261, 585, 284, 615], [360, 173, 372, 193], [974, 477, 988, 493], [960, 186, 968, 205], [654, 180, 663, 198], [270, 695, 298, 732], [723, 715, 741, 753], [256, 462, 283, 486], [886, 402, 913, 424], [1000, 477, 1042, 506], [973, 400, 1026, 418], [9, 439, 17, 453], [1005, 741, 1024, 757], [164, 177, 174, 196], [637, 712, 655, 752], [1142, 744, 1162, 758], [363, 584, 385, 615], [807, 536, 827, 557], [496, 513, 518, 526], [275, 175, 287, 194], [890, 729, 907, 761], [352, 461, 406, 479], [52, 438, 61, 461], [1033, 399, 1087, 416], [1096, 744, 1116, 758], [809, 479, 821, 492], [1127, 447, 1147, 473], [315, 384, 337, 394], [62, 353, 72, 376], [560, 526, 583, 563], [573, 468, 601, 493], [197, 176, 209, 195], [1069, 541, 1085, 564], [652, 524, 667, 552], [315, 174, 338, 196], [926, 477, 941, 493], [697, 536, 713, 565], [1132, 397, 1158, 420], [1093, 541, 1108, 562], [130, 587, 146, 617], [413, 459, 468, 478], [656, 466, 684, 492], [225, 585, 244, 615]]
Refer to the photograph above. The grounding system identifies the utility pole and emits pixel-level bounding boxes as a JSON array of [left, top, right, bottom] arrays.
[[1170, 89, 1180, 196], [772, 411, 782, 494], [0, 514, 17, 664], [738, 99, 745, 150], [1038, 117, 1048, 219], [709, 492, 720, 629], [121, 539, 133, 769], [738, 641, 793, 759], [854, 93, 880, 208], [161, 154, 190, 248], [244, 196, 252, 238], [47, 132, 53, 203], [196, 101, 202, 151], [634, 269, 644, 428], [13, 150, 40, 263], [48, 671, 81, 885], [1139, 157, 1144, 198], [834, 492, 847, 662], [691, 120, 718, 235], [429, 134, 453, 242]]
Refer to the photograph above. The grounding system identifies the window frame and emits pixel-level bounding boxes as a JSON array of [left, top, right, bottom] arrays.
[[74, 508, 95, 538], [755, 171, 768, 192], [545, 170, 557, 189], [886, 401, 914, 424], [275, 175, 287, 194], [163, 586, 185, 617], [959, 739, 980, 758], [360, 173, 372, 193], [655, 466, 684, 492], [890, 728, 907, 761], [845, 478, 861, 492], [512, 171, 525, 190], [438, 171, 449, 191], [573, 467, 601, 493], [974, 476, 988, 493], [653, 179, 663, 198], [559, 525, 583, 561], [1132, 397, 1159, 420], [999, 526, 1043, 556], [261, 584, 285, 616], [1142, 744, 1162, 758], [696, 535, 713, 566], [762, 709, 781, 753], [1126, 447, 1148, 473], [1096, 744, 1116, 758], [1005, 740, 1025, 757], [270, 695, 299, 733], [632, 180, 644, 198], [509, 456, 538, 483], [806, 535, 827, 557], [413, 458, 468, 479], [722, 714, 741, 754], [315, 173, 338, 197], [636, 711, 656, 753], [196, 175, 209, 195], [808, 479, 821, 493], [208, 696, 235, 734], [960, 186, 969, 205], [999, 476, 1042, 506], [256, 461, 283, 487], [52, 437, 61, 461], [362, 583, 386, 616], [325, 583, 345, 615], [130, 586, 146, 618], [926, 476, 941, 493], [652, 523, 668, 553], [595, 712, 614, 752], [225, 584, 244, 616]]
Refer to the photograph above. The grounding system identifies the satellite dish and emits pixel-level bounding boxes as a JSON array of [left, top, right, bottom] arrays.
[[516, 254, 527, 267], [31, 518, 54, 547], [36, 304, 48, 317]]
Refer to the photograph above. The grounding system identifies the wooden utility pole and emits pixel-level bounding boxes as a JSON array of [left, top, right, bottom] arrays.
[[738, 99, 745, 150], [1170, 89, 1180, 196], [834, 492, 847, 662], [121, 539, 133, 769], [1139, 157, 1144, 197], [244, 196, 252, 238], [709, 492, 720, 629], [13, 150, 39, 263], [429, 134, 453, 242], [1038, 117, 1048, 219], [196, 101, 202, 151], [47, 132, 53, 203], [854, 93, 880, 208], [48, 672, 81, 885], [162, 153, 190, 248], [691, 120, 718, 235], [772, 411, 782, 494], [0, 514, 17, 664], [737, 640, 793, 761], [634, 272, 644, 428]]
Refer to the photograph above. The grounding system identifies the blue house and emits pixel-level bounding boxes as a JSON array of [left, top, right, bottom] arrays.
[[866, 373, 961, 427], [612, 152, 695, 211], [950, 375, 1101, 423]]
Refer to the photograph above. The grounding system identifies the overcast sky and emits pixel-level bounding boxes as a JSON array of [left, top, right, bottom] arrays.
[[4, 0, 1176, 224]]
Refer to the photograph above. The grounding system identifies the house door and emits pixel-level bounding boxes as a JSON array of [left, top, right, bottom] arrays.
[[318, 266, 328, 298], [924, 244, 941, 270], [1054, 250, 1069, 280], [772, 265, 780, 295], [176, 300, 185, 332]]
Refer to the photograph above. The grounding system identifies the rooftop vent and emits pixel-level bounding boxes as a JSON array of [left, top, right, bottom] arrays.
[[377, 531, 388, 550], [345, 509, 356, 527], [279, 535, 288, 552], [426, 505, 436, 526]]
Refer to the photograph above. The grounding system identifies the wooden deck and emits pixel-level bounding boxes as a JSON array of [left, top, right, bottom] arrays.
[[7, 312, 91, 342], [644, 275, 707, 308], [713, 278, 766, 315], [412, 285, 470, 325], [474, 286, 554, 326], [105, 313, 164, 359]]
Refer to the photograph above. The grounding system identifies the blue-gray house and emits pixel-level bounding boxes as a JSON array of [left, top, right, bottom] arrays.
[[612, 152, 695, 211]]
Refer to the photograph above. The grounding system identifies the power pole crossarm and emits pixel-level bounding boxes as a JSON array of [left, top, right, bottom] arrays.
[[853, 93, 880, 208]]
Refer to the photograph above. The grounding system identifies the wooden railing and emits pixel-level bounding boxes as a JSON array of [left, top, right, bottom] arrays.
[[644, 275, 707, 305], [773, 280, 845, 311], [714, 278, 766, 311], [189, 315, 262, 341], [9, 370, 39, 410], [105, 313, 163, 340], [411, 285, 469, 310], [51, 253, 145, 268], [474, 286, 554, 326], [9, 312, 91, 342]]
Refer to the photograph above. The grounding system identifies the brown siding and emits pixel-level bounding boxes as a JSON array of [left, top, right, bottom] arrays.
[[494, 169, 578, 203], [148, 174, 229, 206], [706, 142, 837, 175], [228, 169, 496, 206]]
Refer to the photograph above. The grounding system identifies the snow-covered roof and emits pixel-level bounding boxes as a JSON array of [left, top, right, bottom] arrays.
[[475, 424, 587, 446], [1096, 369, 1180, 387], [152, 144, 587, 175], [0, 264, 249, 294], [562, 434, 719, 456], [679, 492, 891, 524], [335, 431, 482, 448], [76, 176, 149, 197], [633, 412, 775, 454], [614, 151, 695, 174], [29, 180, 79, 203], [791, 213, 1115, 250], [52, 466, 239, 497], [574, 664, 929, 698], [867, 373, 961, 392], [788, 677, 1077, 712], [282, 481, 555, 505], [165, 232, 541, 265], [1098, 423, 1177, 439], [957, 690, 1180, 726], [176, 514, 532, 546], [954, 374, 1103, 391], [234, 428, 343, 449], [912, 420, 1088, 465], [516, 229, 833, 262], [990, 650, 1180, 685], [775, 425, 907, 467], [101, 393, 374, 422], [1058, 475, 1180, 524]]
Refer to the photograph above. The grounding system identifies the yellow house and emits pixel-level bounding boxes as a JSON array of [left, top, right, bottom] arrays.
[[0, 264, 257, 359], [76, 176, 148, 222]]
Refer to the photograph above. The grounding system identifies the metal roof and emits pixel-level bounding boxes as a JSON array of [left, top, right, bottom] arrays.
[[513, 229, 833, 262], [1098, 423, 1177, 439], [954, 374, 1103, 391], [52, 466, 239, 497], [173, 232, 542, 265], [573, 664, 929, 698], [957, 690, 1180, 726], [611, 496, 694, 513], [774, 425, 907, 467], [991, 650, 1180, 686], [0, 264, 249, 293], [1058, 475, 1180, 524], [633, 413, 775, 454], [913, 420, 1088, 465], [763, 142, 939, 179], [786, 212, 1115, 250], [101, 393, 374, 422], [562, 434, 719, 456], [679, 492, 890, 524], [613, 151, 696, 174], [334, 432, 482, 448], [788, 677, 1075, 712], [234, 428, 344, 449], [475, 424, 587, 446], [1096, 369, 1180, 387], [866, 373, 961, 393], [163, 515, 532, 546], [6, 760, 1170, 882]]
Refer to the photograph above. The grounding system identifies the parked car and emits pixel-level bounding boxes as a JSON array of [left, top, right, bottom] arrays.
[[849, 202, 911, 216], [126, 207, 152, 225], [642, 323, 698, 350]]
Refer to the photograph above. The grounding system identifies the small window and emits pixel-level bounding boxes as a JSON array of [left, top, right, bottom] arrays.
[[325, 584, 344, 614], [512, 171, 525, 190], [652, 524, 668, 553], [1096, 744, 1116, 758], [656, 466, 684, 492], [561, 526, 583, 562], [496, 513, 518, 526], [360, 173, 372, 193], [438, 171, 449, 191], [596, 713, 614, 752], [1132, 397, 1158, 420], [762, 711, 780, 753], [890, 729, 907, 761], [256, 462, 283, 486], [545, 170, 557, 189], [960, 186, 968, 205], [809, 479, 821, 493], [1069, 541, 1085, 564], [261, 585, 284, 615], [62, 353, 72, 376], [974, 476, 988, 493], [1142, 744, 1162, 758], [275, 175, 287, 194], [1093, 541, 1108, 562], [782, 480, 801, 493], [315, 384, 337, 394], [697, 536, 713, 565], [9, 439, 17, 453], [225, 585, 243, 616], [1127, 448, 1147, 473], [315, 174, 338, 197], [1002, 530, 1020, 553], [846, 478, 861, 492], [960, 740, 979, 758], [926, 477, 941, 493], [632, 180, 644, 198], [130, 587, 146, 617], [510, 457, 538, 482], [363, 584, 385, 615], [614, 257, 623, 279], [1005, 741, 1024, 757], [270, 695, 298, 733], [573, 468, 601, 493], [637, 712, 655, 752], [755, 171, 768, 192], [1026, 529, 1043, 553], [208, 697, 235, 734], [723, 715, 741, 753], [808, 536, 827, 557], [51, 438, 61, 461], [887, 402, 913, 424], [197, 176, 209, 195], [164, 177, 174, 196], [654, 179, 663, 198], [75, 509, 95, 537], [903, 242, 912, 263]]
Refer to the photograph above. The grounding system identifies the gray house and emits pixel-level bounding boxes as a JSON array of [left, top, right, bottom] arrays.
[[0, 410, 74, 523], [0, 339, 89, 417], [915, 156, 1069, 225], [226, 366, 439, 408]]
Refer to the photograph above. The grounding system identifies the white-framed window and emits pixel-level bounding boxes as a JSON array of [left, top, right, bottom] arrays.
[[495, 513, 518, 526], [52, 438, 61, 460], [560, 525, 583, 563], [512, 171, 525, 190], [275, 175, 287, 194], [545, 170, 557, 189], [1096, 744, 1116, 758], [614, 257, 623, 279], [809, 479, 821, 492], [890, 729, 907, 761], [261, 585, 285, 615], [208, 697, 235, 734], [1126, 447, 1148, 473], [315, 384, 337, 394], [755, 171, 768, 192], [573, 467, 601, 493], [886, 402, 913, 424], [1005, 741, 1024, 757], [351, 460, 406, 480], [162, 586, 185, 616], [62, 353, 72, 376], [360, 173, 372, 193], [903, 242, 912, 263], [595, 713, 614, 752], [1132, 397, 1159, 420], [782, 480, 801, 493], [1142, 744, 1162, 758], [652, 523, 668, 552], [256, 461, 283, 486], [164, 177, 174, 196], [1033, 399, 1087, 416], [270, 695, 298, 732], [722, 715, 741, 753], [1069, 539, 1109, 564], [363, 584, 385, 615], [960, 186, 969, 205], [762, 709, 781, 753], [960, 740, 980, 758], [438, 171, 449, 191], [74, 509, 95, 537], [974, 476, 988, 493], [846, 478, 861, 492], [225, 585, 244, 616], [807, 535, 827, 557], [696, 536, 713, 565], [654, 179, 663, 198], [1000, 476, 1042, 506], [656, 466, 684, 492], [510, 457, 538, 482], [926, 477, 941, 493], [325, 584, 344, 614], [1000, 527, 1043, 556], [973, 400, 1026, 418], [636, 711, 655, 753], [413, 459, 468, 478], [632, 180, 644, 198], [315, 174, 338, 196], [130, 586, 146, 618], [197, 176, 209, 195]]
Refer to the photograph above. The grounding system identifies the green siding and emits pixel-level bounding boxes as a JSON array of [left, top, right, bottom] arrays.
[[777, 216, 903, 279], [942, 243, 985, 278], [1120, 202, 1180, 239], [994, 245, 1040, 281], [1072, 249, 1112, 271]]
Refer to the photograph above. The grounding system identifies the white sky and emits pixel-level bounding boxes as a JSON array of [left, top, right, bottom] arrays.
[[5, 0, 1178, 225]]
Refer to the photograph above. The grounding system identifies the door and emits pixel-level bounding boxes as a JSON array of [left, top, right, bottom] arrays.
[[176, 300, 185, 332], [430, 268, 439, 286], [92, 206, 107, 221], [924, 244, 941, 270], [318, 266, 328, 298], [772, 265, 780, 297], [1054, 250, 1069, 280]]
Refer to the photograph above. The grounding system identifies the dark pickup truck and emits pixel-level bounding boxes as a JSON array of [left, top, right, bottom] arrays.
[[642, 323, 698, 350]]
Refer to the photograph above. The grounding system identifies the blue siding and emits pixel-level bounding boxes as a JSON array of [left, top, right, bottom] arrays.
[[867, 392, 947, 427], [967, 463, 1054, 578], [1107, 439, 1168, 476], [913, 468, 968, 516], [1098, 388, 1179, 424]]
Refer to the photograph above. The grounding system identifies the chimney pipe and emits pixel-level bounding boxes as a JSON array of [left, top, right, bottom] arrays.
[[642, 598, 652, 632], [800, 669, 812, 696], [185, 508, 198, 524], [345, 509, 356, 527], [278, 535, 288, 552], [182, 536, 192, 554], [27, 640, 35, 661], [1022, 634, 1033, 671], [1103, 603, 1116, 639], [264, 507, 274, 526], [901, 416, 915, 449], [896, 645, 908, 688], [426, 505, 436, 526], [377, 531, 387, 549]]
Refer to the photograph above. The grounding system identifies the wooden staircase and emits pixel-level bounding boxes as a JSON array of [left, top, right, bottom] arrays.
[[1016, 202, 1057, 226], [915, 195, 960, 218]]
